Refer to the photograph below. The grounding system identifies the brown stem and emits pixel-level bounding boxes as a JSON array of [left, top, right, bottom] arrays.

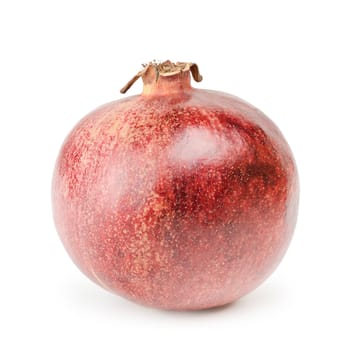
[[120, 61, 203, 94]]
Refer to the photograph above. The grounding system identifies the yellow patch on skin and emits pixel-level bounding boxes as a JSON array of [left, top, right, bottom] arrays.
[[118, 122, 130, 140], [126, 190, 175, 277], [105, 118, 121, 137]]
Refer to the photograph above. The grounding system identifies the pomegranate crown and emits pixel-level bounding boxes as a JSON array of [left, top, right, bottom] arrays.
[[120, 60, 203, 94]]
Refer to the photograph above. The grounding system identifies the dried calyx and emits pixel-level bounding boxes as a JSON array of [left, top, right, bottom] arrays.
[[120, 60, 203, 94]]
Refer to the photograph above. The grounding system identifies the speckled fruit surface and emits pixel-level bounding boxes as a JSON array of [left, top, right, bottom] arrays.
[[52, 62, 299, 310]]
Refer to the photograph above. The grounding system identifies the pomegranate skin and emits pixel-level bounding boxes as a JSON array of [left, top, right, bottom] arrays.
[[52, 69, 299, 310]]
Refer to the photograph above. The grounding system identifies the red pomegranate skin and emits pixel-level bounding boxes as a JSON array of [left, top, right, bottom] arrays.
[[52, 68, 299, 310]]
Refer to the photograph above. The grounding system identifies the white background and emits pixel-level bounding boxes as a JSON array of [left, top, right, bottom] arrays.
[[1, 0, 349, 349]]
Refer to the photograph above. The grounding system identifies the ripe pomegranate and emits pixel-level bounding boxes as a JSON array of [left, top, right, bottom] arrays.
[[52, 61, 299, 310]]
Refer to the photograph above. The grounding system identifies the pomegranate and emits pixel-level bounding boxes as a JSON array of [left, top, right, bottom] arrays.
[[52, 61, 299, 310]]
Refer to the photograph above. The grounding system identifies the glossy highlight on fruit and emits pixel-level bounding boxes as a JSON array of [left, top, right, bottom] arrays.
[[52, 61, 299, 310]]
